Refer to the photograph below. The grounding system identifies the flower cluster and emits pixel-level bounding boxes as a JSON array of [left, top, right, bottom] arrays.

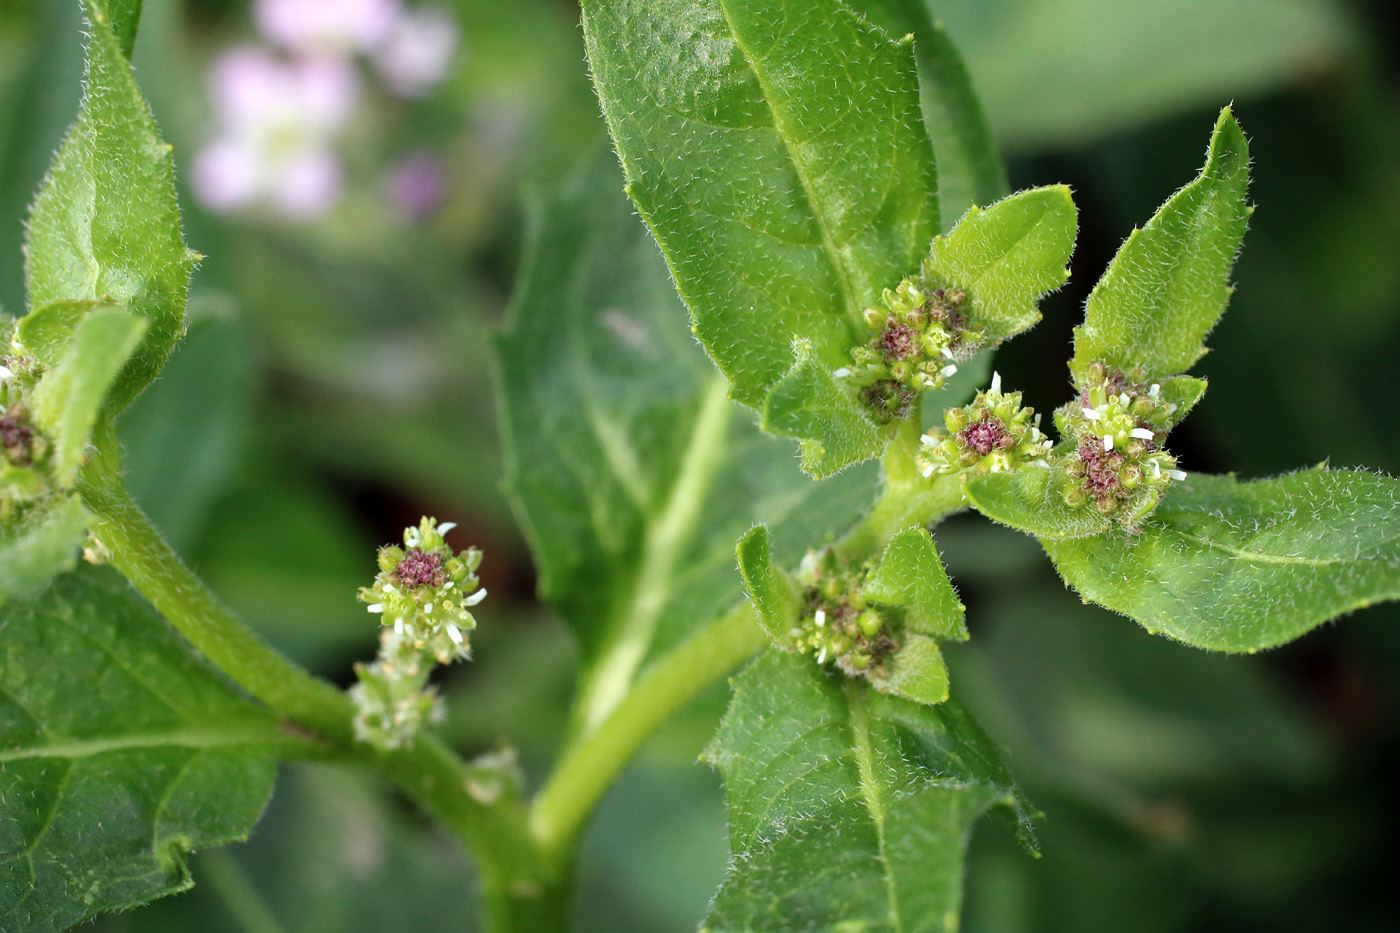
[[193, 0, 459, 218], [785, 549, 895, 677], [349, 517, 485, 749], [1057, 363, 1187, 522], [918, 372, 1052, 477], [1, 346, 48, 517], [836, 278, 984, 421]]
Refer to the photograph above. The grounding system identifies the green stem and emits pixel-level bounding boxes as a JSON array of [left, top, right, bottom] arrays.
[[76, 460, 356, 744], [531, 600, 766, 874]]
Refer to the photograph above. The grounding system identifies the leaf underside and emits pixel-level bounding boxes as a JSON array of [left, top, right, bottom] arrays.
[[0, 565, 283, 932]]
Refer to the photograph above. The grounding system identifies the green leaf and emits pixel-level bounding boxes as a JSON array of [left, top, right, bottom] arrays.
[[104, 0, 144, 58], [24, 0, 195, 415], [1043, 469, 1400, 652], [842, 0, 1009, 223], [964, 465, 1113, 539], [0, 564, 286, 931], [14, 299, 103, 368], [1071, 108, 1250, 384], [703, 650, 1030, 933], [581, 0, 939, 408], [0, 495, 88, 606], [926, 184, 1078, 343], [31, 306, 146, 486], [760, 338, 883, 477], [735, 525, 801, 644], [864, 525, 968, 640], [496, 154, 877, 728]]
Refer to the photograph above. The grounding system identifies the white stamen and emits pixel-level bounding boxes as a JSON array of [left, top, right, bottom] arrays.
[[394, 618, 406, 635], [814, 609, 827, 628], [940, 346, 954, 359], [367, 604, 384, 613], [1148, 383, 1161, 399], [990, 371, 1002, 394], [446, 623, 463, 645], [1119, 393, 1130, 406], [940, 364, 958, 378], [1130, 428, 1155, 440], [405, 529, 420, 547], [382, 583, 397, 594], [437, 522, 457, 534], [0, 365, 11, 379], [1081, 407, 1101, 421], [921, 463, 936, 478], [425, 602, 434, 614], [832, 367, 853, 378], [464, 588, 488, 606], [1167, 469, 1188, 481], [443, 581, 454, 590], [920, 434, 939, 447], [817, 647, 828, 664], [1103, 434, 1114, 451]]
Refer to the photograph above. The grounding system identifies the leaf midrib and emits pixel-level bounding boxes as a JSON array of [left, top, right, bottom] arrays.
[[0, 722, 288, 762], [846, 681, 903, 933]]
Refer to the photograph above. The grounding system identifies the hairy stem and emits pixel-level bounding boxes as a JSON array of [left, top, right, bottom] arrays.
[[531, 600, 766, 873]]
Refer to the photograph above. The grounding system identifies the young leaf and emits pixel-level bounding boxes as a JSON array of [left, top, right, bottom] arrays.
[[1070, 108, 1250, 384], [703, 650, 1031, 933], [30, 306, 146, 486], [0, 495, 88, 605], [24, 0, 195, 415], [963, 465, 1113, 539], [735, 525, 801, 644], [863, 525, 968, 640], [1043, 468, 1400, 651], [0, 565, 289, 931], [840, 0, 1009, 224], [760, 339, 884, 477], [496, 155, 877, 729], [925, 184, 1078, 342], [580, 0, 939, 407]]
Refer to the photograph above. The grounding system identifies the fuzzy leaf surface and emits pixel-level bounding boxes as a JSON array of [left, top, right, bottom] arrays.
[[844, 0, 1008, 223], [0, 496, 88, 606], [736, 525, 801, 645], [760, 339, 883, 477], [24, 0, 194, 415], [0, 565, 285, 931], [1043, 469, 1400, 651], [703, 650, 1029, 933], [963, 466, 1112, 539], [1070, 108, 1249, 384], [496, 155, 876, 683], [581, 0, 939, 408], [926, 184, 1077, 342], [864, 525, 967, 640]]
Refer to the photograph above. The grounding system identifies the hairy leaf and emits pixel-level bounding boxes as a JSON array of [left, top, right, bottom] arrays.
[[1043, 469, 1400, 651], [24, 0, 195, 415], [0, 496, 88, 606], [864, 525, 967, 640], [581, 0, 939, 408], [926, 184, 1077, 342], [703, 650, 1030, 933], [963, 465, 1112, 539], [31, 306, 145, 486], [735, 525, 801, 645], [1071, 108, 1249, 384], [842, 0, 1008, 223], [496, 155, 876, 729], [0, 565, 286, 931], [760, 339, 884, 477]]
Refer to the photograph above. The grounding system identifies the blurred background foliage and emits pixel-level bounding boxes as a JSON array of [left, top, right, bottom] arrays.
[[3, 0, 1399, 929]]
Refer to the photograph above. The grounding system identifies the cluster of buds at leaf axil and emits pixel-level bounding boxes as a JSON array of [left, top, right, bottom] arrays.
[[785, 548, 895, 677], [918, 372, 1052, 477], [1056, 362, 1188, 523], [349, 517, 486, 749], [835, 277, 985, 422], [1, 345, 49, 518]]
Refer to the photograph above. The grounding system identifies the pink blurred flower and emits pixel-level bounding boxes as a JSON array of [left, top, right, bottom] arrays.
[[386, 151, 447, 220], [372, 6, 460, 98], [192, 47, 358, 217], [254, 0, 401, 55]]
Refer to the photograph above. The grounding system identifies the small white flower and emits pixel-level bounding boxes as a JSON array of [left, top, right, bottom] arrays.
[[1148, 383, 1161, 399], [367, 603, 384, 613], [464, 588, 487, 607], [446, 623, 463, 645], [0, 364, 12, 380], [939, 347, 954, 360], [1130, 427, 1155, 440], [814, 609, 827, 628], [989, 371, 1002, 395], [940, 364, 958, 378], [921, 463, 937, 478], [425, 602, 434, 614], [1167, 469, 1188, 481], [1102, 434, 1114, 451], [1081, 407, 1101, 421], [437, 522, 457, 534], [394, 618, 405, 635], [832, 367, 852, 378], [920, 434, 939, 448], [817, 647, 828, 664]]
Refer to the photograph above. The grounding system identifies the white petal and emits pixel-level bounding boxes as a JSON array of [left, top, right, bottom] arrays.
[[989, 371, 1001, 394], [1081, 407, 1101, 421], [814, 609, 826, 628], [920, 434, 939, 448], [921, 463, 936, 478], [0, 365, 12, 379], [940, 364, 958, 378], [940, 347, 954, 359], [425, 602, 434, 614], [394, 618, 405, 635], [817, 647, 828, 664], [446, 623, 464, 645], [464, 588, 488, 606], [1130, 427, 1155, 440], [1103, 434, 1114, 451], [437, 521, 457, 534], [1148, 383, 1161, 399], [1167, 469, 1188, 481], [367, 603, 384, 613], [832, 367, 853, 378]]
